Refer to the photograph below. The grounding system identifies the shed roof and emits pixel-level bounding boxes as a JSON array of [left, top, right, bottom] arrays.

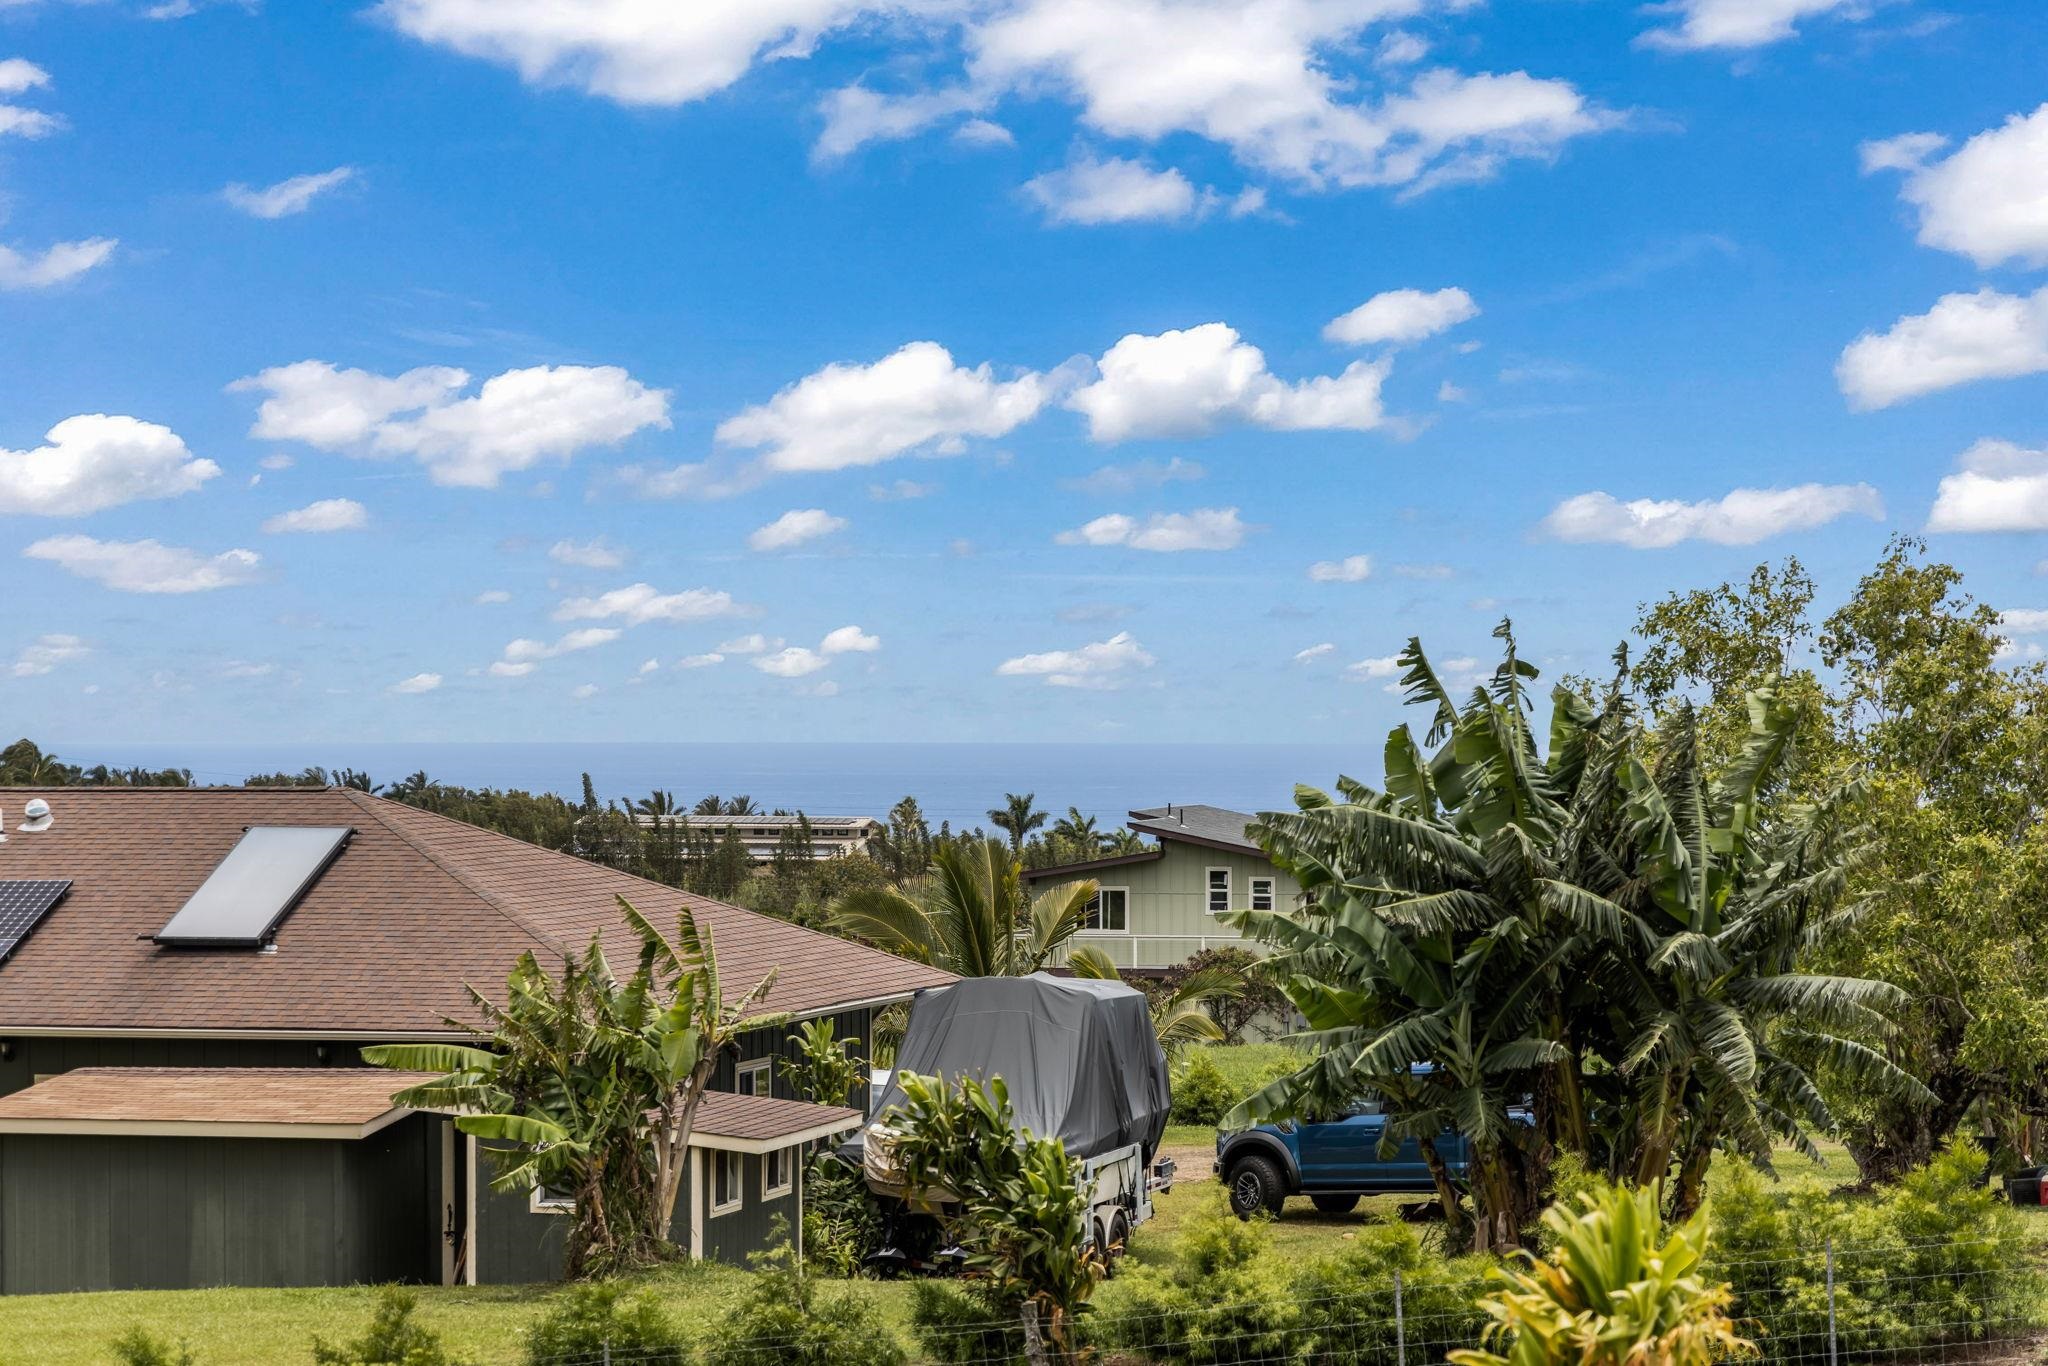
[[691, 1091, 865, 1153], [0, 787, 952, 1037], [0, 1066, 432, 1139]]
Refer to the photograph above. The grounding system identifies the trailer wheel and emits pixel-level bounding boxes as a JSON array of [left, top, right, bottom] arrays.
[[1106, 1208, 1132, 1268], [1227, 1155, 1285, 1218]]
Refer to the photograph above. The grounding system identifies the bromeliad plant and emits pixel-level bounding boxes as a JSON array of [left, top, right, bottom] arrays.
[[1449, 1184, 1755, 1366], [364, 896, 780, 1277], [1228, 622, 1922, 1251], [887, 1071, 1104, 1366]]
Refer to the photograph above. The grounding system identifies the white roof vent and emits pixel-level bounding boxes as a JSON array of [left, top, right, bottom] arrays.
[[17, 799, 51, 833]]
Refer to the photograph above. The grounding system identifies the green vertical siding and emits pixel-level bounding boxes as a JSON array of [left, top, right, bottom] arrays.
[[699, 1150, 801, 1264], [1040, 844, 1299, 970], [0, 1116, 435, 1294]]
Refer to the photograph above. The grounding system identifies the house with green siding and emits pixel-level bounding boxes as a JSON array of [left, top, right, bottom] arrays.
[[0, 786, 951, 1294], [1022, 804, 1300, 973]]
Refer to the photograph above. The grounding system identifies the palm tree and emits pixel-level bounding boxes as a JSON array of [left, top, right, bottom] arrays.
[[723, 795, 758, 815], [1067, 946, 1243, 1049], [988, 792, 1048, 855], [829, 837, 1096, 978], [693, 794, 724, 815], [388, 770, 438, 802], [1050, 807, 1102, 857], [1103, 829, 1150, 856], [632, 789, 679, 817]]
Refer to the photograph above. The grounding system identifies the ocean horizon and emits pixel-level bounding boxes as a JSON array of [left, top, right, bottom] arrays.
[[47, 741, 1375, 830]]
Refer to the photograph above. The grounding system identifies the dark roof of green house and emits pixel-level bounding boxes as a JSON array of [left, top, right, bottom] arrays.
[[1127, 804, 1263, 856]]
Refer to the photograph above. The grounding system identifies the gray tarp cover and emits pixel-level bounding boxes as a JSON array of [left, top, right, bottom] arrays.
[[871, 974, 1171, 1162]]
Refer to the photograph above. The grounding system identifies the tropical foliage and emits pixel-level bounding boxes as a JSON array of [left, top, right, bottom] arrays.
[[363, 897, 779, 1277], [1228, 621, 1918, 1249], [1448, 1184, 1752, 1366], [886, 1071, 1104, 1366], [1067, 944, 1241, 1048], [828, 836, 1098, 978], [777, 1016, 867, 1106]]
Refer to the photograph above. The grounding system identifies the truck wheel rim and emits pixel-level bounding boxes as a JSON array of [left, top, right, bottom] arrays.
[[1234, 1172, 1261, 1206]]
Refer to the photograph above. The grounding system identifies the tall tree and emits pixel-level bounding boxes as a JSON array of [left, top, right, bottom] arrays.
[[989, 792, 1048, 855]]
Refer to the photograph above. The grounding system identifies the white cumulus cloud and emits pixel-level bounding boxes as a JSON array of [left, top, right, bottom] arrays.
[[1927, 440, 2048, 533], [1308, 554, 1372, 582], [997, 630, 1156, 689], [1541, 483, 1884, 548], [753, 646, 830, 678], [1056, 507, 1247, 551], [820, 624, 881, 653], [0, 414, 219, 515], [233, 359, 671, 488], [1837, 287, 2048, 410], [22, 536, 262, 593], [489, 627, 621, 677], [262, 498, 368, 534], [223, 166, 357, 219], [10, 633, 88, 678], [1069, 322, 1389, 442], [718, 633, 783, 655], [1024, 154, 1211, 225], [1866, 105, 2048, 269], [676, 652, 725, 669], [1344, 653, 1403, 681], [1292, 642, 1335, 663], [548, 538, 628, 569], [2000, 608, 2048, 635], [390, 672, 442, 694], [717, 341, 1050, 474], [1637, 0, 1869, 51], [1324, 287, 1478, 346], [0, 238, 117, 290], [748, 508, 848, 551], [552, 582, 746, 624], [0, 59, 51, 96]]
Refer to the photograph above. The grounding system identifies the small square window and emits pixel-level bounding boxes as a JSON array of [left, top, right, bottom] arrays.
[[736, 1060, 772, 1097], [711, 1150, 743, 1215], [1250, 877, 1275, 912], [529, 1184, 575, 1216], [764, 1146, 794, 1199], [1206, 868, 1231, 915]]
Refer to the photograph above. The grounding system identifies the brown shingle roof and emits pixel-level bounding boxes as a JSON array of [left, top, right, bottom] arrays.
[[0, 1066, 431, 1135], [692, 1090, 864, 1152], [0, 787, 952, 1036]]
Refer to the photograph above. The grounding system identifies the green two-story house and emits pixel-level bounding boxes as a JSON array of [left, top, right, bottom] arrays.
[[1023, 804, 1301, 974]]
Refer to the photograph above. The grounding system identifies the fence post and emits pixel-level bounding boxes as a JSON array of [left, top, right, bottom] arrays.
[[601, 1341, 611, 1366], [1825, 1236, 1838, 1366], [1394, 1268, 1406, 1366]]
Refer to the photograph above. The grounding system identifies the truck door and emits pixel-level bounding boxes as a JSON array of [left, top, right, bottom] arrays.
[[1295, 1100, 1384, 1189]]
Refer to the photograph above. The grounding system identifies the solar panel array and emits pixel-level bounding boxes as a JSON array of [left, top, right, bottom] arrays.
[[0, 879, 72, 963]]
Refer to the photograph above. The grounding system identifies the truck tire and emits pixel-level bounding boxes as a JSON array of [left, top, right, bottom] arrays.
[[1310, 1193, 1359, 1215], [1227, 1155, 1285, 1218]]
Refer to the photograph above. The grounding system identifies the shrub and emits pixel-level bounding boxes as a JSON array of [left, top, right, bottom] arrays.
[[521, 1282, 686, 1366], [801, 1151, 886, 1276], [702, 1236, 907, 1366], [311, 1286, 469, 1366], [1092, 1188, 1301, 1365], [1169, 1050, 1234, 1126], [1705, 1136, 2039, 1361], [1291, 1222, 1494, 1364], [909, 1280, 1026, 1366], [110, 1328, 197, 1366]]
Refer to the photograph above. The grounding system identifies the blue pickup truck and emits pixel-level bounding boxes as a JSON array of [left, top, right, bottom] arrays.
[[1214, 1098, 1481, 1217]]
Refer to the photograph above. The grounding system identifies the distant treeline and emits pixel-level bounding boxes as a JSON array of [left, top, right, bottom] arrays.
[[0, 738, 1137, 925]]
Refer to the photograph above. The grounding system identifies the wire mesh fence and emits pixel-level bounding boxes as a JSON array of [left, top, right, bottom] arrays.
[[524, 1233, 2048, 1366]]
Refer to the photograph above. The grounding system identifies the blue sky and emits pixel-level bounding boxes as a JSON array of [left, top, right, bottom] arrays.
[[3, 0, 2046, 748]]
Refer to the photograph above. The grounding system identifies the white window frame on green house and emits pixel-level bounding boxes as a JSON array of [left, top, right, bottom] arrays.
[[763, 1145, 794, 1199], [528, 1183, 575, 1216], [1083, 886, 1130, 933], [735, 1058, 772, 1097], [1250, 876, 1275, 911], [1206, 867, 1231, 915], [710, 1148, 744, 1216]]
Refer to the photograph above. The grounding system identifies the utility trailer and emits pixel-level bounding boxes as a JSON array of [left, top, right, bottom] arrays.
[[851, 973, 1176, 1267]]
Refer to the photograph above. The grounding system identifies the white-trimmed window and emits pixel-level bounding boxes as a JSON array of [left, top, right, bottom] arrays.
[[529, 1184, 575, 1216], [711, 1150, 743, 1216], [1249, 877, 1275, 912], [1083, 887, 1129, 933], [1206, 868, 1231, 915], [764, 1145, 794, 1199], [735, 1059, 772, 1097]]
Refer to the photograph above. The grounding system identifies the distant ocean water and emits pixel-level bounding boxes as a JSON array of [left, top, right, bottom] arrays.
[[59, 742, 1369, 830]]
